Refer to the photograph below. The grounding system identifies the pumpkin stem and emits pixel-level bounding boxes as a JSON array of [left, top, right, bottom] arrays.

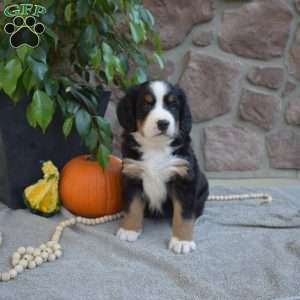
[[87, 154, 96, 161]]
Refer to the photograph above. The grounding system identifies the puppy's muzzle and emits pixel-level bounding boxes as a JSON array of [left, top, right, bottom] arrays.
[[157, 119, 170, 133]]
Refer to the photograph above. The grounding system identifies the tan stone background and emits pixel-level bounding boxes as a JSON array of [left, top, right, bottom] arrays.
[[109, 0, 300, 179]]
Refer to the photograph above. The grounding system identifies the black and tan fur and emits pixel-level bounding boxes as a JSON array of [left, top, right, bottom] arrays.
[[116, 80, 209, 254]]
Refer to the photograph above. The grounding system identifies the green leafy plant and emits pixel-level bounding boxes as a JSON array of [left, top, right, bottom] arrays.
[[0, 0, 163, 167]]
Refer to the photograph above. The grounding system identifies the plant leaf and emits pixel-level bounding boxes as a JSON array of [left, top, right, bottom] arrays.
[[97, 144, 110, 169], [85, 127, 98, 152], [27, 56, 48, 81], [89, 47, 102, 69], [63, 116, 74, 137], [141, 9, 155, 28], [104, 63, 114, 83], [16, 46, 32, 63], [27, 90, 55, 133], [153, 53, 164, 69], [75, 109, 91, 137], [66, 100, 80, 115], [57, 94, 67, 115], [95, 116, 112, 137], [82, 25, 97, 46], [68, 88, 97, 114], [102, 42, 113, 63], [31, 48, 47, 64], [2, 58, 23, 97], [44, 79, 59, 96], [100, 130, 112, 152], [76, 0, 89, 18], [22, 68, 38, 93], [26, 105, 37, 128], [10, 78, 26, 103], [134, 67, 147, 84], [0, 62, 5, 90], [64, 3, 73, 23], [130, 21, 145, 44]]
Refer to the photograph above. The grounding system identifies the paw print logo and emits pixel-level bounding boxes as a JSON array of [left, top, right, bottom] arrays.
[[4, 16, 45, 48]]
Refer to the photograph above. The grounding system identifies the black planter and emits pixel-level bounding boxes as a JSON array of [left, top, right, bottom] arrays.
[[0, 131, 10, 206], [0, 91, 110, 209]]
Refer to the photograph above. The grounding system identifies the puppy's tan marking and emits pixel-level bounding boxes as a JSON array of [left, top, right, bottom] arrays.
[[137, 120, 145, 135], [121, 196, 145, 231], [172, 200, 194, 241]]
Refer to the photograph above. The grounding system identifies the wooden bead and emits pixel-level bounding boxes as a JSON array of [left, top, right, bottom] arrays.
[[1, 272, 10, 281], [76, 216, 83, 223], [24, 254, 33, 261], [54, 250, 62, 258], [19, 259, 28, 268], [48, 254, 56, 262], [17, 247, 26, 255], [56, 226, 63, 232], [33, 249, 41, 257], [46, 248, 53, 254], [41, 252, 49, 260], [47, 241, 55, 248], [69, 218, 76, 225], [12, 259, 19, 267], [28, 261, 36, 269], [40, 244, 47, 250], [15, 265, 24, 273], [53, 244, 61, 251], [9, 269, 17, 279], [13, 252, 21, 260], [26, 247, 34, 254], [35, 256, 43, 265]]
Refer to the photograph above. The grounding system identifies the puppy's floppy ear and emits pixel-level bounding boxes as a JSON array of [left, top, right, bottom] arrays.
[[117, 86, 139, 132], [176, 86, 192, 137]]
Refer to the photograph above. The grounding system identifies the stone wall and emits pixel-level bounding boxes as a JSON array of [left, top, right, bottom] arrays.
[[109, 0, 300, 179]]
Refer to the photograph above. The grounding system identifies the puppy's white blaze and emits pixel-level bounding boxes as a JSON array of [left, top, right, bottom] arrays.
[[142, 81, 176, 138], [150, 81, 168, 104]]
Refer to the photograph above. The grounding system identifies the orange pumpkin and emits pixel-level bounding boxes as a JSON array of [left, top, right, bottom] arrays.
[[60, 155, 122, 218]]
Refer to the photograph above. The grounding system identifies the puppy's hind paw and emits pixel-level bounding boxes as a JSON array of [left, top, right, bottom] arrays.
[[116, 228, 141, 242], [168, 237, 196, 254]]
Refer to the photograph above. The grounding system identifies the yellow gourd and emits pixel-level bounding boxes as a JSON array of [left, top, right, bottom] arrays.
[[24, 161, 60, 216]]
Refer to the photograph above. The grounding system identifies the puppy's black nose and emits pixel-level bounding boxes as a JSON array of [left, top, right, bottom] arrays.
[[157, 120, 170, 132]]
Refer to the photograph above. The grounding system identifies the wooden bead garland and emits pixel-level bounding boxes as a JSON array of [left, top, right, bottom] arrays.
[[0, 212, 123, 282], [0, 192, 272, 282], [208, 193, 272, 203]]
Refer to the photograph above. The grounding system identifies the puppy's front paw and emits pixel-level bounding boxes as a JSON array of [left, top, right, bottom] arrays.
[[116, 228, 141, 242], [168, 237, 196, 254], [122, 159, 144, 178], [167, 158, 189, 178]]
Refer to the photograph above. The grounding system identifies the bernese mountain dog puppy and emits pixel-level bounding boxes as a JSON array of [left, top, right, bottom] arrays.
[[116, 80, 209, 254]]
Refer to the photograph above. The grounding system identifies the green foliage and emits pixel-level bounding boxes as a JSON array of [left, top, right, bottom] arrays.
[[26, 90, 55, 132], [0, 58, 23, 98], [0, 0, 163, 168]]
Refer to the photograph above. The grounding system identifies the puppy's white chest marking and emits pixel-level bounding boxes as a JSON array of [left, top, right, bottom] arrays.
[[142, 146, 172, 211], [133, 133, 175, 212]]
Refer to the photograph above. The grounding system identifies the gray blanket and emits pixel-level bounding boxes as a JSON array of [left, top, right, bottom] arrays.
[[0, 186, 300, 300]]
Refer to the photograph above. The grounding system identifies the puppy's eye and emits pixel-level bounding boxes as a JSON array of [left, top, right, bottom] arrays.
[[144, 94, 154, 104], [166, 94, 176, 104]]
